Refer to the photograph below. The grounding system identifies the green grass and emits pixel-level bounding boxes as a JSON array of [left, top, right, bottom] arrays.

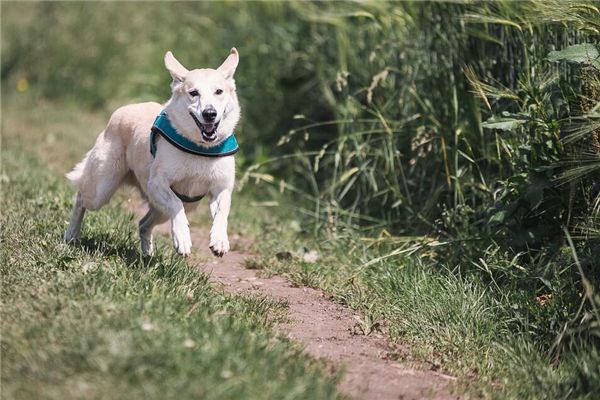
[[0, 99, 341, 399]]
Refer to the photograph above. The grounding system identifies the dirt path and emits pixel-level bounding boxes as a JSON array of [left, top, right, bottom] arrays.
[[135, 204, 459, 400]]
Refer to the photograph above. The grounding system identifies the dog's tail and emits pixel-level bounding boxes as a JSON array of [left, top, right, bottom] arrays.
[[65, 149, 92, 186]]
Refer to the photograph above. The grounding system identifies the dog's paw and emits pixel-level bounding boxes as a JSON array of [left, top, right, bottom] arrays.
[[64, 228, 81, 243], [172, 226, 192, 256], [140, 234, 154, 257], [209, 230, 229, 258], [171, 215, 192, 257]]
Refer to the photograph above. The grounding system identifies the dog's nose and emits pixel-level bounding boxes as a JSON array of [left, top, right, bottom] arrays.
[[202, 107, 217, 122]]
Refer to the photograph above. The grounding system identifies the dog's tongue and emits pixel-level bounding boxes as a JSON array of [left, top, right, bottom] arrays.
[[201, 124, 218, 141], [203, 124, 216, 133]]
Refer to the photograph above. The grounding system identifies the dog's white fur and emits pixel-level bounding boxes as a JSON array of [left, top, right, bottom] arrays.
[[64, 49, 241, 258]]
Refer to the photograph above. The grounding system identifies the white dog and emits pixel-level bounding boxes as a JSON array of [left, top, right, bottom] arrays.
[[64, 48, 241, 258]]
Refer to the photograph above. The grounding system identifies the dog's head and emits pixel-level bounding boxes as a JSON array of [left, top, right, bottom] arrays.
[[163, 49, 240, 146]]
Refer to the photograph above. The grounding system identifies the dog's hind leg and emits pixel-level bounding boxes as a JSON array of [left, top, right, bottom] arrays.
[[64, 192, 86, 242], [65, 126, 129, 244], [70, 125, 130, 212], [139, 206, 168, 256]]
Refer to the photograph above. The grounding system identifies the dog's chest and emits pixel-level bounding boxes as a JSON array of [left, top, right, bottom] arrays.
[[168, 154, 234, 197]]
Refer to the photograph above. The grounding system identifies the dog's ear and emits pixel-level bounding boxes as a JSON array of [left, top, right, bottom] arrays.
[[164, 51, 189, 83], [217, 48, 239, 80]]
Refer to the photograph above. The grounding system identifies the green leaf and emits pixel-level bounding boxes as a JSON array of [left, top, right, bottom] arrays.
[[462, 14, 522, 31], [482, 117, 527, 131], [548, 44, 600, 70], [489, 209, 509, 224]]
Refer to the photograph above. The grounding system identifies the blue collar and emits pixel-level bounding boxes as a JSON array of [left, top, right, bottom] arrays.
[[150, 111, 239, 158]]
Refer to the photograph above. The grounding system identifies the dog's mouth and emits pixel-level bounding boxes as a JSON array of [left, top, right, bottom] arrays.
[[190, 112, 220, 142]]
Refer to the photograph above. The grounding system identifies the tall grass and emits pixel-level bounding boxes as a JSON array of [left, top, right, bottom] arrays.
[[244, 1, 599, 395]]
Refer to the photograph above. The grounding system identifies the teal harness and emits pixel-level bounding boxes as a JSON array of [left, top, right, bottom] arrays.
[[150, 111, 239, 202]]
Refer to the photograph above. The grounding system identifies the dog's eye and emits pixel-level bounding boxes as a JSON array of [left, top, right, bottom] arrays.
[[215, 89, 223, 95], [189, 90, 199, 97]]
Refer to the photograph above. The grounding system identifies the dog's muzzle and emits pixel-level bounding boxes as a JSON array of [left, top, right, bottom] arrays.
[[190, 112, 220, 142]]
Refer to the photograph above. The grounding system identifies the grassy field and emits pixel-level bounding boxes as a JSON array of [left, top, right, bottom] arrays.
[[2, 1, 600, 399], [0, 96, 341, 399]]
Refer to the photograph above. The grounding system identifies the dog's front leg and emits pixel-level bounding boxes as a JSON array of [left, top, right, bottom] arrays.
[[208, 189, 232, 257], [147, 174, 192, 256]]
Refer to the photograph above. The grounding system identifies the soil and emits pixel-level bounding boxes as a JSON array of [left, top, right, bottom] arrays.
[[133, 202, 461, 400]]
